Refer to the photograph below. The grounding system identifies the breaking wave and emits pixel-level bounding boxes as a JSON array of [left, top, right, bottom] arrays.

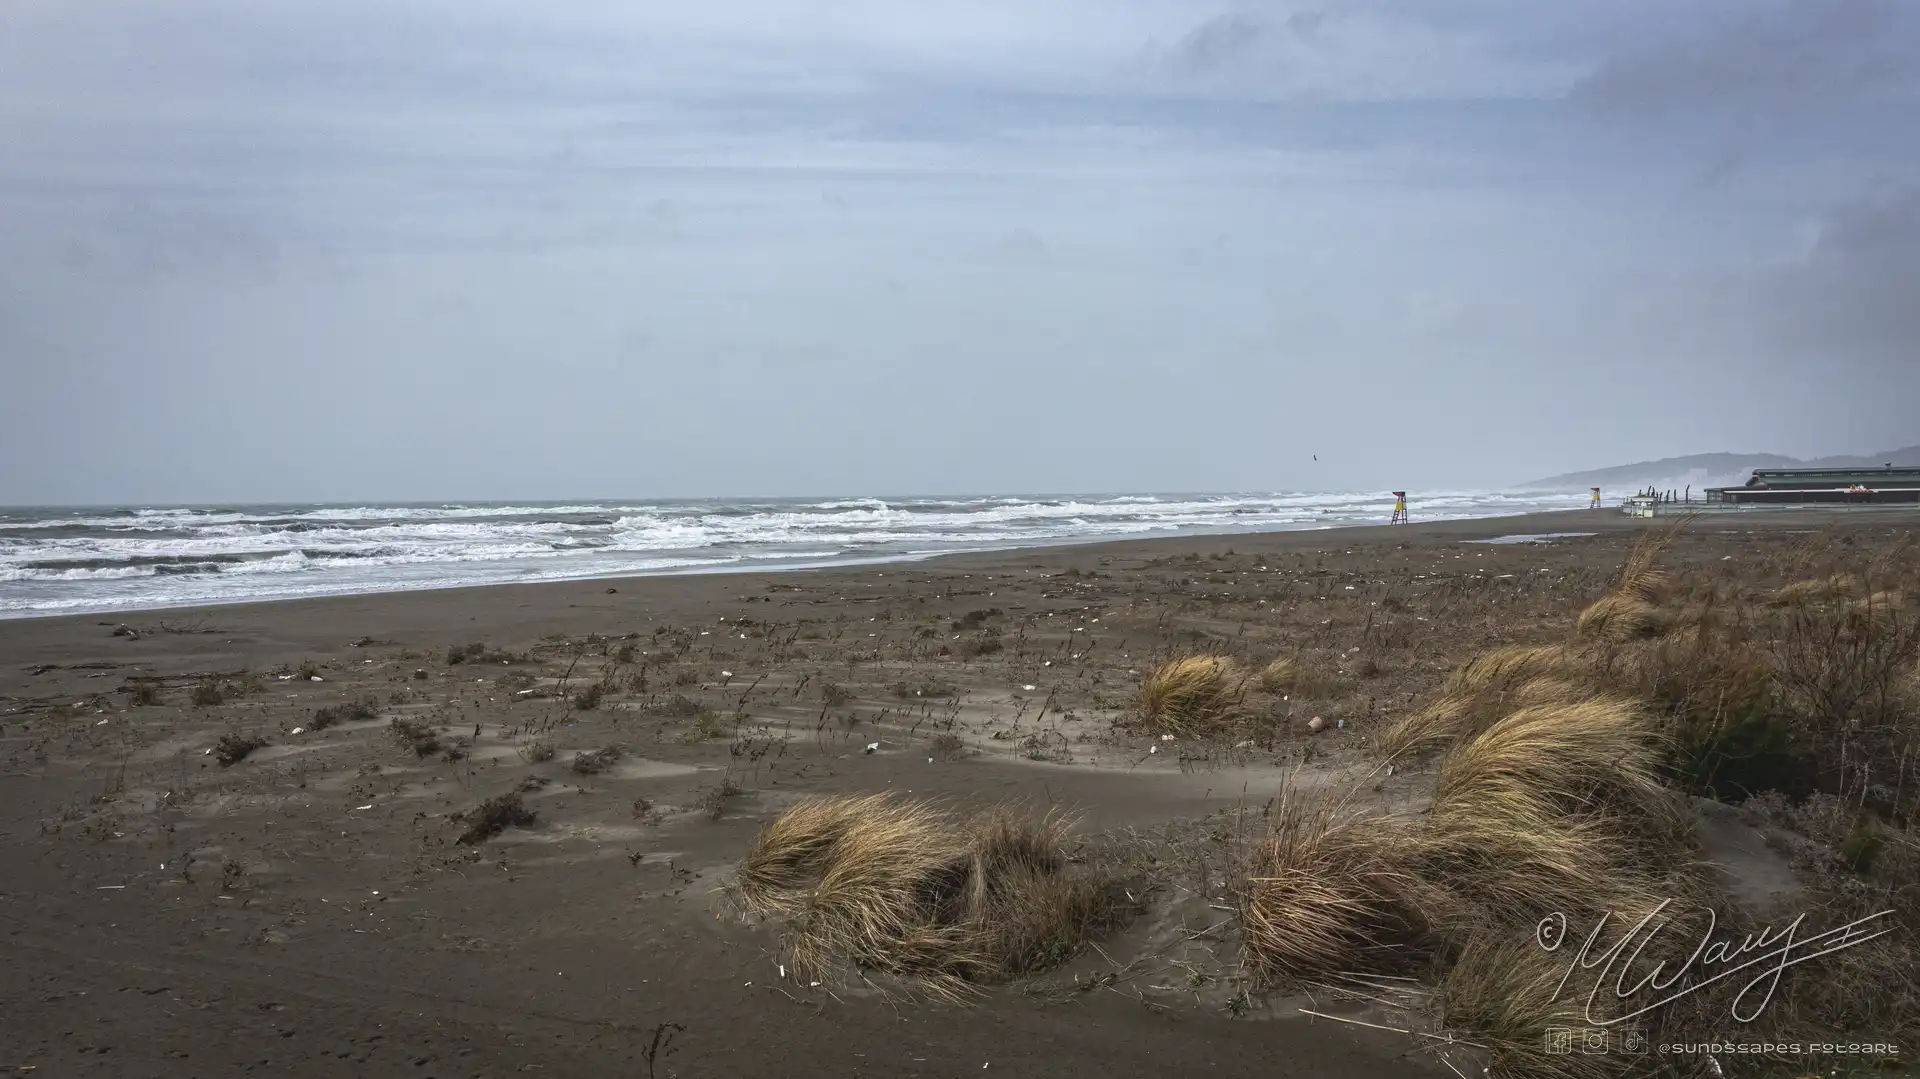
[[0, 490, 1583, 617]]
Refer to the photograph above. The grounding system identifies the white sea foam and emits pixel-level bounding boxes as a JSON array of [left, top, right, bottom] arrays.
[[0, 490, 1586, 617]]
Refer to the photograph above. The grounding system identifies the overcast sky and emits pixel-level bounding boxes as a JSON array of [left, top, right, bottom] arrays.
[[1, 0, 1915, 503]]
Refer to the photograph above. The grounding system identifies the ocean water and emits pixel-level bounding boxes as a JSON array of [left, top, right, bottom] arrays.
[[0, 491, 1584, 618]]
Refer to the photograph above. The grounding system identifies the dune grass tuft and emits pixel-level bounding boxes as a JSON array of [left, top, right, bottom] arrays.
[[735, 794, 1116, 997], [1135, 655, 1243, 737], [1615, 524, 1682, 604], [1241, 791, 1431, 986], [1434, 936, 1619, 1079], [1848, 590, 1907, 634], [1444, 644, 1585, 696], [1771, 573, 1863, 607], [1258, 656, 1301, 694], [1576, 594, 1669, 643], [1432, 697, 1668, 825], [1375, 670, 1590, 764], [1373, 694, 1476, 763]]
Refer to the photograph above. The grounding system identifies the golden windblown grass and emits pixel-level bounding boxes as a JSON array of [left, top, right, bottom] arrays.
[[1417, 694, 1688, 922], [1771, 573, 1863, 607], [1575, 525, 1685, 643], [1250, 692, 1691, 987], [1250, 641, 1700, 990], [1575, 593, 1669, 643], [1241, 791, 1431, 984], [1258, 522, 1919, 1062], [1374, 642, 1592, 763], [1372, 693, 1475, 763], [735, 794, 1114, 997], [1615, 522, 1683, 604], [1136, 655, 1243, 737], [1257, 655, 1300, 694], [1848, 590, 1907, 633], [1443, 644, 1584, 696], [1435, 936, 1619, 1079], [1431, 697, 1667, 820]]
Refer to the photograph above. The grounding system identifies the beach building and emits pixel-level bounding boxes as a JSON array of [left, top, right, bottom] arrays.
[[1704, 466, 1920, 506]]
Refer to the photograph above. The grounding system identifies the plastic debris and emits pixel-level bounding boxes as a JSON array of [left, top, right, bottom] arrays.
[[289, 727, 305, 735], [864, 742, 880, 754], [1307, 716, 1326, 733], [309, 675, 323, 682]]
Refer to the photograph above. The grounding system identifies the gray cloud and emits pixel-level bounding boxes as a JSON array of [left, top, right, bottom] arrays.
[[1573, 0, 1918, 114], [1174, 13, 1266, 72], [0, 1, 1915, 502], [1762, 189, 1920, 364]]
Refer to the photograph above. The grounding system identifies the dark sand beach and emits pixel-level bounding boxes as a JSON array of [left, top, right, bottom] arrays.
[[4, 508, 1917, 1077]]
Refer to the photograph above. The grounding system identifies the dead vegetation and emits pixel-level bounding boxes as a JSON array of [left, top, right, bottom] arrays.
[[953, 635, 1004, 659], [447, 642, 522, 666], [1434, 936, 1619, 1079], [389, 718, 443, 757], [1771, 573, 1862, 607], [697, 776, 743, 821], [1375, 646, 1591, 762], [570, 744, 624, 775], [1134, 655, 1244, 738], [1241, 791, 1430, 983], [1575, 593, 1667, 642], [456, 791, 536, 844], [309, 697, 377, 731], [677, 709, 732, 743], [734, 794, 1117, 997], [1257, 656, 1301, 694], [1250, 522, 1920, 1072], [892, 678, 958, 699], [212, 733, 266, 767]]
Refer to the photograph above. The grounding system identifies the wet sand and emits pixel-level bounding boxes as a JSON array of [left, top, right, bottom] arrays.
[[4, 507, 1912, 1077]]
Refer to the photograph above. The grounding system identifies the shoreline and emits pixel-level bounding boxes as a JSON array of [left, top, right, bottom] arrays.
[[1, 507, 1616, 630], [1, 495, 1590, 621]]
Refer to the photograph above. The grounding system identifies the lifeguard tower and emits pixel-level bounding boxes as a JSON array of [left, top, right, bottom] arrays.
[[1390, 491, 1408, 524], [1590, 487, 1602, 509]]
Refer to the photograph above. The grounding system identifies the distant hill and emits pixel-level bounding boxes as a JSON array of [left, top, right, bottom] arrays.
[[1521, 446, 1920, 493]]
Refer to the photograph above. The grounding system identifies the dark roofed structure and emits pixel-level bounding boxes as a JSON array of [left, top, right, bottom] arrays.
[[1705, 465, 1920, 505]]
